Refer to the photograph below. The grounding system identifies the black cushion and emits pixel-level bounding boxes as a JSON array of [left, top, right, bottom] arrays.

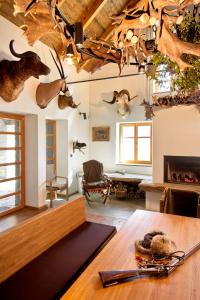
[[0, 222, 116, 300]]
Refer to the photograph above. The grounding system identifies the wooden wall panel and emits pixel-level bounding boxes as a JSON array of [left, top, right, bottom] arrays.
[[0, 196, 86, 283]]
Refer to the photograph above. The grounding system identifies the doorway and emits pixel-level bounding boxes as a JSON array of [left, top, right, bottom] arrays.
[[46, 120, 57, 179], [46, 119, 68, 180]]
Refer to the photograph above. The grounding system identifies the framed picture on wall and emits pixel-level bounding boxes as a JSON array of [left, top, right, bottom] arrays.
[[92, 126, 110, 141]]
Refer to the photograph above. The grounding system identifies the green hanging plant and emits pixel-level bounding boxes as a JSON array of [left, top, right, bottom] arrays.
[[146, 10, 200, 95]]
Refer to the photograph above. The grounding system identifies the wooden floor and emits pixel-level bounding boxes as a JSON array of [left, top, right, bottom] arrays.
[[0, 194, 146, 232]]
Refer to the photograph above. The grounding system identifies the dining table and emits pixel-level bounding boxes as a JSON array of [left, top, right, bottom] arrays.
[[61, 209, 200, 300]]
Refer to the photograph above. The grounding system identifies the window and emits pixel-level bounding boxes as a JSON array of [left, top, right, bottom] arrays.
[[153, 65, 171, 94], [0, 113, 25, 215], [119, 122, 152, 164]]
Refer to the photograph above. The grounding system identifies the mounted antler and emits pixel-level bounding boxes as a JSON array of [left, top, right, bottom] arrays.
[[36, 49, 79, 109], [0, 40, 50, 102], [157, 22, 200, 71], [103, 91, 119, 104], [103, 89, 137, 117]]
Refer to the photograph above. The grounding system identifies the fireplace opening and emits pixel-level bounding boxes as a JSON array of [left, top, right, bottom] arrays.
[[164, 156, 200, 185]]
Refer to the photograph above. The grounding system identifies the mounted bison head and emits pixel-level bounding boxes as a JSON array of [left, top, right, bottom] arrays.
[[0, 40, 50, 102]]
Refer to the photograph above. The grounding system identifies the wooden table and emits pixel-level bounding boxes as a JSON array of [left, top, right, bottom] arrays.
[[106, 172, 152, 183], [61, 210, 200, 300], [106, 173, 152, 198]]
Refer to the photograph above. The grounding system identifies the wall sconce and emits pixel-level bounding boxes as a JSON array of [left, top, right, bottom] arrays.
[[73, 140, 87, 154], [79, 112, 87, 120], [75, 22, 84, 48], [138, 64, 146, 74], [66, 44, 75, 65], [66, 44, 74, 57]]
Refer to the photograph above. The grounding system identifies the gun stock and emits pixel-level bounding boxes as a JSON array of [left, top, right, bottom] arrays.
[[99, 269, 166, 287], [99, 241, 200, 288]]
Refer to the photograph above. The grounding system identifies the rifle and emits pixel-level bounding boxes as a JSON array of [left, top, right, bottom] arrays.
[[99, 241, 200, 288]]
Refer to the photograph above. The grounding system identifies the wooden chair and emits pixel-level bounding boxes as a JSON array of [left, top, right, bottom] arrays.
[[160, 187, 200, 218], [46, 176, 68, 208], [82, 160, 112, 205]]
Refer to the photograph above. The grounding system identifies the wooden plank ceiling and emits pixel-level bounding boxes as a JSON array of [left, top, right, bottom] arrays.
[[0, 0, 130, 73]]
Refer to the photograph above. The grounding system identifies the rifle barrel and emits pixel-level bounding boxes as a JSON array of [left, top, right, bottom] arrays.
[[168, 240, 200, 275]]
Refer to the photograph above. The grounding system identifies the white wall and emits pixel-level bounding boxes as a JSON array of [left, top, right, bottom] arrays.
[[153, 105, 200, 182], [56, 120, 68, 178], [25, 115, 39, 207], [0, 16, 90, 206], [89, 64, 152, 175]]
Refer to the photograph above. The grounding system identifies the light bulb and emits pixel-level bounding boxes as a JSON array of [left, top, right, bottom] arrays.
[[66, 57, 74, 65], [155, 19, 160, 27], [176, 15, 183, 25], [118, 41, 124, 49], [140, 13, 149, 24], [131, 35, 138, 44], [126, 29, 134, 40], [149, 17, 157, 26]]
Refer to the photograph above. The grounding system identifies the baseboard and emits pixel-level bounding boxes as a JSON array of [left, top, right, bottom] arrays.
[[68, 190, 79, 197], [25, 204, 48, 211]]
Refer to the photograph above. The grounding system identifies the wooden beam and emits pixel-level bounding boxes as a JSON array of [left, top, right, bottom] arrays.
[[101, 24, 115, 41], [79, 0, 131, 73], [82, 0, 108, 30]]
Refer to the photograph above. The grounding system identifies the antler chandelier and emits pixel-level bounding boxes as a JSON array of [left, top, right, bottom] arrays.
[[13, 0, 200, 72]]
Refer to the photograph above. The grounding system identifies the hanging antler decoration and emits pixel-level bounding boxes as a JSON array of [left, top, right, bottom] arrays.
[[111, 0, 200, 70], [13, 0, 200, 72]]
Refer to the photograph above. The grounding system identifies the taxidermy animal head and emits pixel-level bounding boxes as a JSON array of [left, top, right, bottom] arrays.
[[73, 141, 86, 154], [36, 49, 80, 109], [0, 40, 50, 102], [103, 89, 137, 117], [141, 99, 155, 120]]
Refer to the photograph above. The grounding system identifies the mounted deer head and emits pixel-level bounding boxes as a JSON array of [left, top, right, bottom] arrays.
[[36, 49, 80, 109], [103, 89, 137, 117], [0, 40, 50, 102]]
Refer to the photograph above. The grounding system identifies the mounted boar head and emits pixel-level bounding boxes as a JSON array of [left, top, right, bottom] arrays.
[[0, 40, 50, 102], [36, 49, 80, 109], [103, 89, 137, 117]]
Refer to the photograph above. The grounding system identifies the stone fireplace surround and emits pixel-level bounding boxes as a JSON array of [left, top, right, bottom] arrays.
[[140, 155, 200, 212]]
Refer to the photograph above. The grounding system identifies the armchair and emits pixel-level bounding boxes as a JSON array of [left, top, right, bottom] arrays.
[[160, 187, 200, 218], [82, 160, 111, 205], [46, 176, 68, 208]]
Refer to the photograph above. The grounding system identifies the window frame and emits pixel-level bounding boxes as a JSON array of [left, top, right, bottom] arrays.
[[0, 112, 25, 216], [119, 122, 152, 165], [153, 65, 171, 94]]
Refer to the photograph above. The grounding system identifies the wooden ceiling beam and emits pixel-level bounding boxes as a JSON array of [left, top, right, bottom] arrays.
[[80, 0, 131, 73], [82, 0, 108, 30]]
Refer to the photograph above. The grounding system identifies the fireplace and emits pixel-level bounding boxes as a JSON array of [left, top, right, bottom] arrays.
[[164, 156, 200, 185]]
